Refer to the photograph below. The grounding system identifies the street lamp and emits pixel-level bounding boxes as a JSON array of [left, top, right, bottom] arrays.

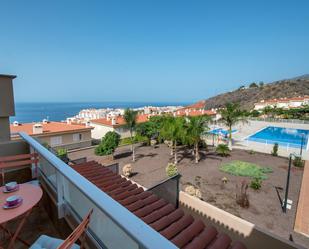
[[300, 133, 305, 156], [283, 152, 299, 213]]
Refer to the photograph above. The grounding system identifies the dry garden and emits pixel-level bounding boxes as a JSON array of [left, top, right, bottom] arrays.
[[72, 105, 307, 246], [113, 144, 306, 246]]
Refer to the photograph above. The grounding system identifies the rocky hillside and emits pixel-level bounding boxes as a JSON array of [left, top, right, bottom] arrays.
[[198, 75, 309, 110]]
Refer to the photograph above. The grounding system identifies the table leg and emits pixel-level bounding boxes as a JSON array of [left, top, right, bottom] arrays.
[[0, 223, 30, 248], [7, 209, 32, 249]]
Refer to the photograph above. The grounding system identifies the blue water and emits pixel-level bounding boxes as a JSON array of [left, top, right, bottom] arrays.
[[209, 128, 238, 136], [10, 102, 189, 123], [247, 126, 309, 148]]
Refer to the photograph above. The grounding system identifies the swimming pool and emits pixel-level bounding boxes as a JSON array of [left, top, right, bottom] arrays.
[[246, 126, 309, 149]]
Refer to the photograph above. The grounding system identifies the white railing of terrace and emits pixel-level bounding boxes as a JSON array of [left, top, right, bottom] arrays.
[[249, 117, 309, 125], [19, 132, 178, 249]]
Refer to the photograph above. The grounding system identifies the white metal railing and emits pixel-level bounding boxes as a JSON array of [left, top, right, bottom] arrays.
[[249, 117, 309, 124], [19, 132, 177, 249], [244, 137, 308, 151]]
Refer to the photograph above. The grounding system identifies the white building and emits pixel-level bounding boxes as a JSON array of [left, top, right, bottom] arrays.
[[254, 96, 309, 110]]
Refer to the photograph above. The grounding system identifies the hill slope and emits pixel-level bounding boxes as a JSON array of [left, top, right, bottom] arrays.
[[199, 76, 309, 110]]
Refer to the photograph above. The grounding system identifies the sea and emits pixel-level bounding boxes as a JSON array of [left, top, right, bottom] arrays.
[[10, 102, 189, 123]]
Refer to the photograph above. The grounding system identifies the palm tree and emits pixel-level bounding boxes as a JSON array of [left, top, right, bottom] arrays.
[[123, 108, 138, 162], [219, 103, 247, 150], [160, 116, 185, 164], [185, 115, 210, 163]]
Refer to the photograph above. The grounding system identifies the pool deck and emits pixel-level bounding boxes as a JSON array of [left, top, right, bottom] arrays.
[[210, 120, 309, 159]]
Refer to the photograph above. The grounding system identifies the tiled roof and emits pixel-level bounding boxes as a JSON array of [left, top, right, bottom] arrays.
[[71, 161, 246, 249], [257, 96, 309, 105], [91, 110, 216, 128], [91, 114, 149, 127], [10, 121, 93, 136], [176, 109, 216, 117], [184, 100, 207, 110]]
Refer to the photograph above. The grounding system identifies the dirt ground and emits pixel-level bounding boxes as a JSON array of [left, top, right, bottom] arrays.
[[112, 144, 309, 247]]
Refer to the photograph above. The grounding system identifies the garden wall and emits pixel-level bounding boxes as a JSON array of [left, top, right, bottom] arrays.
[[179, 191, 306, 249]]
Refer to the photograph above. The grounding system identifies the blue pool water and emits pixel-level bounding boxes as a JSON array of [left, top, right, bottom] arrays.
[[209, 128, 238, 136], [246, 126, 309, 149]]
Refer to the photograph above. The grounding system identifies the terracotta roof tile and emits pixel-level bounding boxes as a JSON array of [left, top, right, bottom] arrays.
[[91, 114, 149, 127], [10, 121, 92, 136], [71, 161, 247, 249]]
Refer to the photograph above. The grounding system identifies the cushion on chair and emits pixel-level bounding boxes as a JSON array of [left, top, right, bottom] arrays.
[[29, 235, 80, 249]]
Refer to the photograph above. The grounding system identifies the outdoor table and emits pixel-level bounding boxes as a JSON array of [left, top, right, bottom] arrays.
[[0, 183, 43, 249]]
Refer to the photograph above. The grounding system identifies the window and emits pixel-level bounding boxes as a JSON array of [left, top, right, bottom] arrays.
[[50, 136, 62, 146], [73, 133, 82, 142]]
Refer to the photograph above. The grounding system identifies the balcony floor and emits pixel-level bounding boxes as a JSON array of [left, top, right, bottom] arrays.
[[1, 200, 60, 249]]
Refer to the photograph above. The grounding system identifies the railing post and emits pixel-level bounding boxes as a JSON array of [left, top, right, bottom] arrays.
[[56, 170, 66, 218]]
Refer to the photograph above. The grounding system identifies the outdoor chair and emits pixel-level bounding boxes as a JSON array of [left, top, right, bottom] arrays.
[[0, 153, 39, 186], [29, 209, 93, 249]]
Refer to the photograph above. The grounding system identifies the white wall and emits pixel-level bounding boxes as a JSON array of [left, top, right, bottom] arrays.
[[90, 122, 115, 139]]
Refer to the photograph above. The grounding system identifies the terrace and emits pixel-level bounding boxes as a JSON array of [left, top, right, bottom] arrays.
[[1, 132, 247, 249], [0, 74, 307, 249]]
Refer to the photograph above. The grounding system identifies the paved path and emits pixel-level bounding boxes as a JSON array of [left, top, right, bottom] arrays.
[[295, 161, 309, 237]]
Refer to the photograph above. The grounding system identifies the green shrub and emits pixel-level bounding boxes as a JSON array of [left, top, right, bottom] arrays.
[[271, 143, 278, 156], [166, 163, 178, 177], [220, 160, 273, 180], [216, 144, 230, 157], [95, 131, 120, 156], [56, 148, 67, 157], [248, 150, 255, 155], [250, 178, 262, 190], [293, 156, 305, 167]]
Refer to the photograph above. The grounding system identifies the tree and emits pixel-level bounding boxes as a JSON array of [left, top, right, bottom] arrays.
[[219, 103, 247, 150], [160, 116, 185, 164], [249, 82, 258, 88], [95, 131, 120, 156], [123, 108, 138, 162], [250, 110, 260, 117], [259, 81, 264, 87], [185, 116, 210, 163], [135, 116, 163, 145]]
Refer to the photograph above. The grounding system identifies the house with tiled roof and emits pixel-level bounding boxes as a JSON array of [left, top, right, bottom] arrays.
[[90, 109, 218, 140], [254, 96, 309, 110], [10, 120, 93, 150], [90, 114, 150, 139]]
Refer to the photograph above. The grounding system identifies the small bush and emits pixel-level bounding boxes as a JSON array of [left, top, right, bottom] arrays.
[[293, 156, 305, 167], [248, 150, 255, 155], [166, 163, 178, 177], [56, 148, 67, 157], [95, 131, 120, 156], [250, 178, 262, 190], [271, 143, 278, 156], [216, 144, 230, 157]]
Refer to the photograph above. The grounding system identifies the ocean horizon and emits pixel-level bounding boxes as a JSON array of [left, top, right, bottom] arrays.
[[10, 101, 190, 123]]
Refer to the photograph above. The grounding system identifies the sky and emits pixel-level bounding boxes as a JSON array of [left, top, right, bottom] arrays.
[[0, 0, 308, 103]]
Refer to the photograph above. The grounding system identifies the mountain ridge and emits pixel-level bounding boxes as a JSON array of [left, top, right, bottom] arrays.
[[193, 74, 309, 110]]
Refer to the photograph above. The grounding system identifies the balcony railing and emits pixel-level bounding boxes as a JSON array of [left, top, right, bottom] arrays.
[[19, 132, 178, 249]]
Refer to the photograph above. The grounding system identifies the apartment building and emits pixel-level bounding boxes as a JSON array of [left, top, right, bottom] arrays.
[[254, 96, 309, 110], [10, 120, 93, 150]]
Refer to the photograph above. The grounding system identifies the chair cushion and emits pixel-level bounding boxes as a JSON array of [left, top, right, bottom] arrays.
[[29, 235, 80, 249]]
